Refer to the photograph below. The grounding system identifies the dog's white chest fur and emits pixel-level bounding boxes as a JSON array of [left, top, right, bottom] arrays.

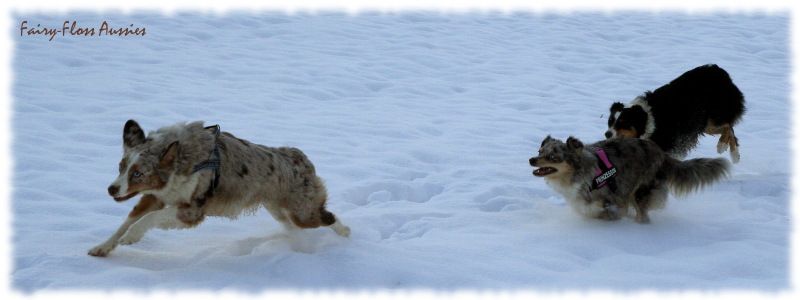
[[545, 178, 604, 218]]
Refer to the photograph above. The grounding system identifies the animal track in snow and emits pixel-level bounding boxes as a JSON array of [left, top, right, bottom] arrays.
[[474, 185, 550, 212], [376, 213, 451, 241], [341, 181, 445, 206], [226, 235, 283, 257], [225, 229, 343, 256]]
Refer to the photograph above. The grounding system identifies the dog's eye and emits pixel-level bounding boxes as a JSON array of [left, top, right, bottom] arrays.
[[548, 154, 556, 160], [132, 171, 142, 177]]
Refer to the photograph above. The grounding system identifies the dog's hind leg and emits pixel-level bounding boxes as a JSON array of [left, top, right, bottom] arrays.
[[704, 122, 729, 153], [321, 207, 351, 237], [632, 184, 653, 224], [705, 122, 740, 163], [709, 124, 740, 163], [287, 206, 351, 238], [328, 220, 351, 237], [264, 204, 296, 232], [726, 127, 740, 163], [286, 175, 351, 237], [88, 195, 164, 257]]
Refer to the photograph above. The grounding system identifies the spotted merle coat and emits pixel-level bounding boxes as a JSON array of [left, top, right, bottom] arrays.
[[89, 120, 350, 257], [530, 136, 730, 223]]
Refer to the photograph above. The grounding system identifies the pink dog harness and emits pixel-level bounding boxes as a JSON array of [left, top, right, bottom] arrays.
[[591, 148, 618, 192]]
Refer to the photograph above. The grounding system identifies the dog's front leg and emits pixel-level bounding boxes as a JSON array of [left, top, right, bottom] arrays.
[[88, 195, 164, 257], [598, 200, 623, 221], [115, 187, 209, 249], [118, 205, 194, 245], [176, 200, 206, 227]]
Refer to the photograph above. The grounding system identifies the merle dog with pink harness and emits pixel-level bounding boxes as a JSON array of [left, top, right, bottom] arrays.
[[530, 135, 730, 223]]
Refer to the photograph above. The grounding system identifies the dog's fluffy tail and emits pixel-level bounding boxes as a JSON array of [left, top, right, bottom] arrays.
[[664, 157, 731, 197]]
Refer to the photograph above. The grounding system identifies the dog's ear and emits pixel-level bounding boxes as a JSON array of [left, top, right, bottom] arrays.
[[541, 135, 553, 148], [628, 105, 647, 117], [566, 136, 584, 153], [610, 102, 624, 113], [159, 141, 180, 167], [123, 120, 146, 150]]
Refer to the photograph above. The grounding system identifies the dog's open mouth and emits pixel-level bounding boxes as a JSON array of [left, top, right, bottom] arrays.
[[114, 192, 139, 202], [533, 167, 557, 177]]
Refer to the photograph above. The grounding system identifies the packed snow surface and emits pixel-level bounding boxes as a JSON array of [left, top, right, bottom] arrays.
[[10, 12, 789, 292]]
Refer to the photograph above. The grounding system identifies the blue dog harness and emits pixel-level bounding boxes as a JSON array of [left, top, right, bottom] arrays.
[[590, 147, 618, 192], [191, 124, 221, 191]]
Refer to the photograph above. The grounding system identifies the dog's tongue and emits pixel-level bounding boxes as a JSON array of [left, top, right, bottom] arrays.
[[114, 192, 139, 202], [533, 167, 556, 176]]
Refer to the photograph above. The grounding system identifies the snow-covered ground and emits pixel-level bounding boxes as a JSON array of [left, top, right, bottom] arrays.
[[8, 11, 790, 294]]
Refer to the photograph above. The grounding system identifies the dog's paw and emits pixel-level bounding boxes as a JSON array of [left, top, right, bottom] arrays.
[[716, 140, 729, 154], [730, 150, 740, 164], [635, 215, 651, 224], [336, 225, 351, 238], [602, 201, 619, 214], [88, 243, 115, 257], [119, 229, 145, 245], [330, 221, 351, 238]]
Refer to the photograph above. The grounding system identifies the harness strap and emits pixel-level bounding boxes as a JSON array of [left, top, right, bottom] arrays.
[[590, 147, 618, 192], [191, 125, 221, 191], [594, 148, 614, 172]]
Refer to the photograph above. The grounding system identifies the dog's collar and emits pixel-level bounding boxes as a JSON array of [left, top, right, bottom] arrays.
[[629, 97, 655, 139], [191, 125, 221, 190], [590, 147, 618, 192]]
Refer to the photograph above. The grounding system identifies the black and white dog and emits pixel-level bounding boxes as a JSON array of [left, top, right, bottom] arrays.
[[605, 64, 746, 163]]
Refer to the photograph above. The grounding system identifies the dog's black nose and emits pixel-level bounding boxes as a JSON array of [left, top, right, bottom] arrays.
[[529, 157, 537, 166], [108, 185, 119, 196], [604, 131, 613, 139]]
